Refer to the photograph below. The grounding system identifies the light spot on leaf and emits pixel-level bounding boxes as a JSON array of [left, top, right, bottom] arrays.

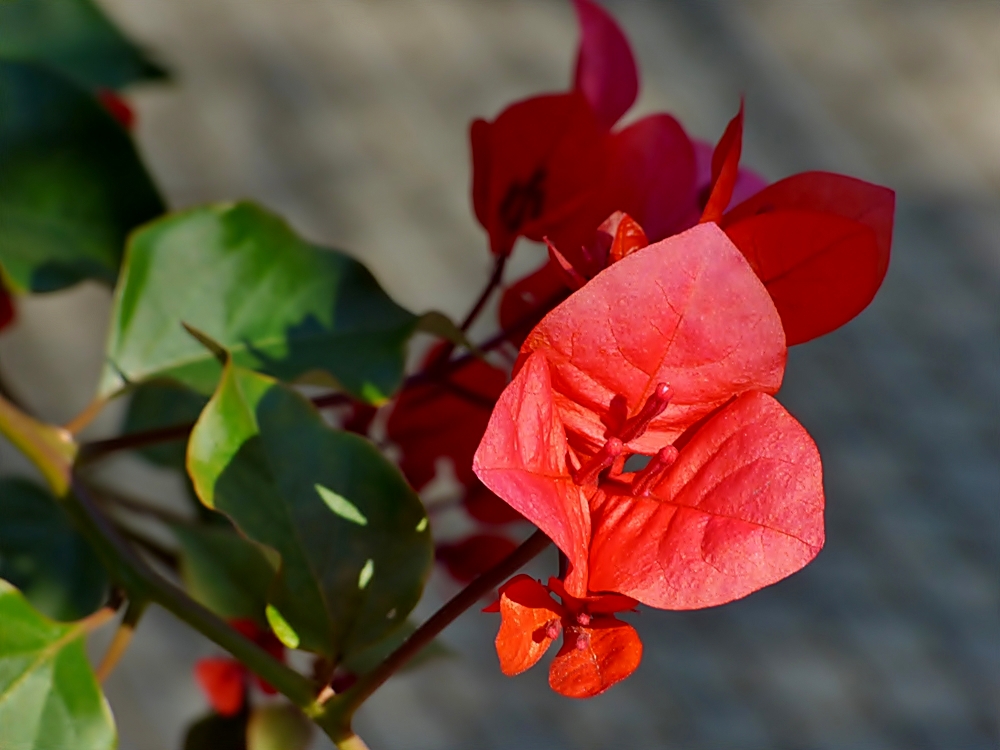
[[265, 605, 300, 648], [358, 559, 375, 590], [416, 517, 428, 533], [360, 382, 388, 406], [315, 484, 367, 526]]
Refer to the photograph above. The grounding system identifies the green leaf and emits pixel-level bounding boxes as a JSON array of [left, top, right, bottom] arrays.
[[184, 710, 248, 750], [187, 362, 432, 659], [0, 60, 164, 292], [247, 705, 312, 750], [173, 524, 275, 626], [0, 0, 166, 90], [101, 202, 418, 403], [123, 380, 208, 469], [0, 478, 108, 621], [0, 579, 116, 750]]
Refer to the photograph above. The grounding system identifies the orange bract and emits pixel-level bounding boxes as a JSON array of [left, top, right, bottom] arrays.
[[494, 575, 641, 698]]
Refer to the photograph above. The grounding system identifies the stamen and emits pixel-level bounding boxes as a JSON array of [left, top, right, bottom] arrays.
[[617, 383, 672, 443], [575, 612, 591, 627], [573, 438, 624, 485], [574, 631, 591, 651], [631, 445, 679, 497], [545, 620, 562, 640]]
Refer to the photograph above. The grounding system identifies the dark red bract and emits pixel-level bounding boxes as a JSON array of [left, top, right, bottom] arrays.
[[472, 0, 697, 259]]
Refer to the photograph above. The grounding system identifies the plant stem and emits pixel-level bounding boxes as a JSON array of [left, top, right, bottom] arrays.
[[319, 529, 550, 732], [336, 734, 372, 750], [95, 599, 146, 682], [460, 252, 508, 332], [66, 477, 318, 707], [90, 482, 192, 525], [0, 392, 77, 494]]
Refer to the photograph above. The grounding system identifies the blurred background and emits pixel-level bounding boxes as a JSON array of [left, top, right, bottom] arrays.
[[0, 1, 996, 748]]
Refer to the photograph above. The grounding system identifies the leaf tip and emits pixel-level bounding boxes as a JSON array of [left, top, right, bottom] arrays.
[[181, 322, 229, 365]]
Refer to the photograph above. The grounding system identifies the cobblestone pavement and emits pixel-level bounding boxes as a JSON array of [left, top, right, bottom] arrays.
[[1, 1, 996, 748]]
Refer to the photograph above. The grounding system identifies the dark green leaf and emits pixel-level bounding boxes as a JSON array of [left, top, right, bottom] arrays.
[[0, 60, 164, 292], [173, 524, 275, 626], [0, 0, 166, 90], [123, 380, 208, 469], [0, 579, 116, 750], [187, 362, 432, 659], [0, 478, 108, 621], [184, 710, 248, 750], [101, 202, 418, 403]]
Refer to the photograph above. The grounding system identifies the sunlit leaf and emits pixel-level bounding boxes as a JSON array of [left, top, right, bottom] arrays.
[[101, 202, 418, 403], [0, 478, 107, 621], [0, 580, 116, 750], [187, 362, 432, 659], [0, 60, 164, 292]]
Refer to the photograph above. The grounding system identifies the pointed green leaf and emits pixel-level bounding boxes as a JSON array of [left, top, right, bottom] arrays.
[[0, 580, 116, 750], [0, 60, 164, 292], [187, 363, 432, 659], [0, 0, 167, 90], [101, 202, 418, 403], [0, 479, 108, 621], [173, 524, 275, 626]]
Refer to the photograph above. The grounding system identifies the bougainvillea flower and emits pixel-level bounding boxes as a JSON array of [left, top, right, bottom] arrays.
[[195, 619, 284, 716], [437, 533, 519, 583], [464, 479, 524, 525], [475, 223, 825, 608], [498, 211, 648, 349], [698, 106, 895, 344], [721, 171, 895, 345], [472, 0, 696, 258], [572, 0, 638, 130], [471, 91, 611, 258], [0, 283, 14, 332], [96, 88, 136, 130], [387, 343, 508, 494], [489, 574, 641, 698]]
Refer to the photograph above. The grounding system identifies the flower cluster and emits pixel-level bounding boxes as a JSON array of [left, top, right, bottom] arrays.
[[465, 0, 891, 698]]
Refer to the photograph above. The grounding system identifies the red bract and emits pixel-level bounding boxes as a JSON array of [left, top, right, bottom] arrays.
[[471, 91, 610, 258], [472, 0, 696, 259], [194, 619, 285, 716], [701, 107, 895, 344], [437, 533, 519, 583], [387, 344, 508, 494], [96, 88, 136, 130], [0, 284, 14, 332], [474, 224, 824, 609], [491, 574, 641, 698]]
